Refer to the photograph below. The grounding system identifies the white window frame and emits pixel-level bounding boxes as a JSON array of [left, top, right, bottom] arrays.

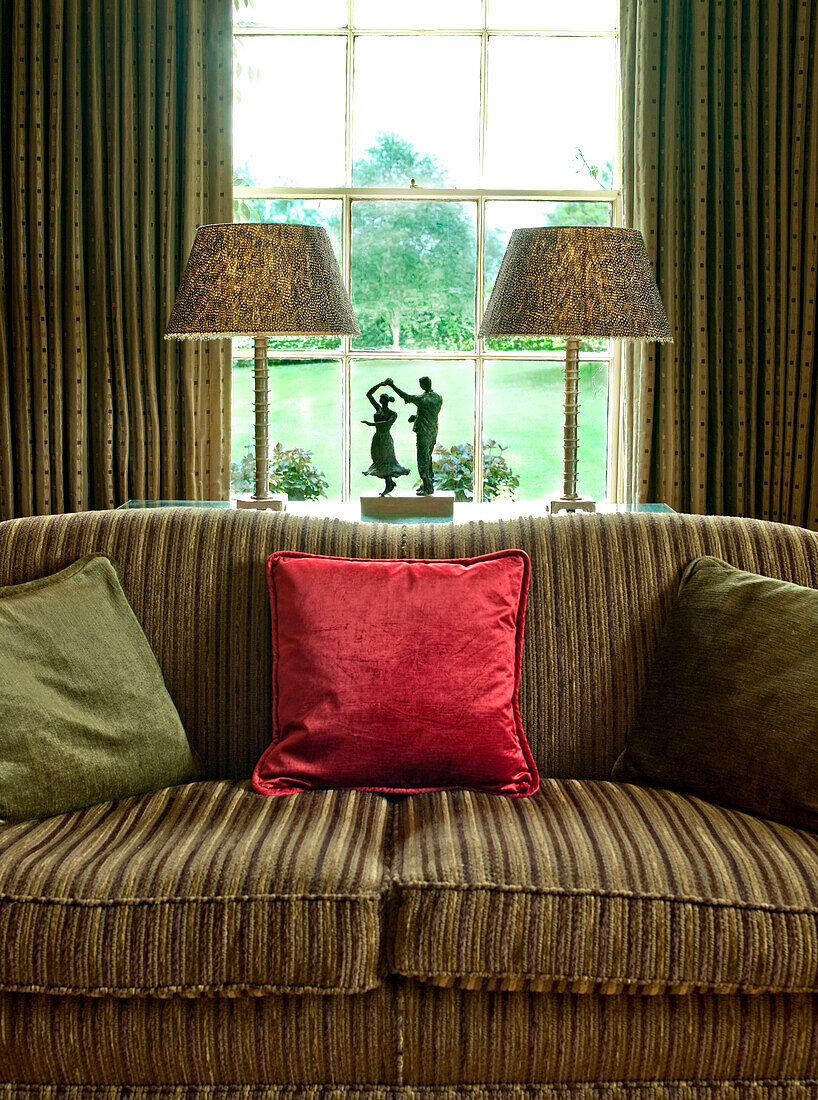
[[232, 2, 622, 503]]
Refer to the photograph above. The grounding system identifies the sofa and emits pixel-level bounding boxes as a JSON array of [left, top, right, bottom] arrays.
[[0, 505, 817, 1098]]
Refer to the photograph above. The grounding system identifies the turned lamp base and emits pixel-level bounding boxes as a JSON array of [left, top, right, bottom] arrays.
[[550, 496, 596, 514], [235, 335, 289, 513], [548, 336, 598, 515], [236, 494, 287, 511]]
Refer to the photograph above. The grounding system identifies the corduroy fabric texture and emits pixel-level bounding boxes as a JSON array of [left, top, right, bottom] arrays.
[[1, 511, 818, 1091], [0, 508, 816, 782], [1, 982, 817, 1088], [2, 1089, 817, 1100], [5, 775, 818, 999], [0, 781, 390, 997], [0, 986, 396, 1085], [0, 509, 406, 782], [398, 983, 818, 1087], [391, 781, 818, 994]]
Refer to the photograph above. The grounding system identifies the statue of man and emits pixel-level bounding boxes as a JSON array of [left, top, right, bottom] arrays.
[[385, 376, 443, 496]]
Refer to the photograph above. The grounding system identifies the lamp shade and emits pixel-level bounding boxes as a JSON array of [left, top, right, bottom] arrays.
[[165, 222, 360, 339], [479, 226, 672, 341]]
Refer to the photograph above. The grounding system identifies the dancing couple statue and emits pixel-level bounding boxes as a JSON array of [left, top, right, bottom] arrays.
[[362, 376, 443, 496]]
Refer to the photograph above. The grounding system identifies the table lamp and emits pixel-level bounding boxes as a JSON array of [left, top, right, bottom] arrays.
[[479, 226, 672, 513], [166, 223, 360, 510]]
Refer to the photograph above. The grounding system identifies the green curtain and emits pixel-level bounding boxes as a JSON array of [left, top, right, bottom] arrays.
[[0, 0, 232, 519], [618, 0, 818, 528]]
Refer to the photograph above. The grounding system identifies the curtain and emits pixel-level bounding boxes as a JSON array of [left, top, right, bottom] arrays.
[[0, 0, 232, 519], [618, 0, 818, 528]]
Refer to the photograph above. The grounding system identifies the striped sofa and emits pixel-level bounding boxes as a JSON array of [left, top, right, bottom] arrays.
[[1, 506, 817, 1099]]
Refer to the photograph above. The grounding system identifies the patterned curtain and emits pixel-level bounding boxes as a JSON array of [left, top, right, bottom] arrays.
[[0, 0, 232, 519], [618, 0, 818, 529]]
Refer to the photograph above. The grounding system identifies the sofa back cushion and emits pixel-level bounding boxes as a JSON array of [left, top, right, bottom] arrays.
[[612, 555, 818, 830], [0, 554, 198, 822], [0, 508, 816, 780]]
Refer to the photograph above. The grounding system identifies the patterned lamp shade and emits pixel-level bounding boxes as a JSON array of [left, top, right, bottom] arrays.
[[479, 226, 673, 341], [165, 222, 360, 339]]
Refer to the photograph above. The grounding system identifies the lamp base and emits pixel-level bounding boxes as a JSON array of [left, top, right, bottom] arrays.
[[550, 496, 596, 514], [236, 493, 287, 512]]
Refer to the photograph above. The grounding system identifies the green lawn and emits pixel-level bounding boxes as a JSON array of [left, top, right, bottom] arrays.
[[232, 359, 343, 496], [232, 358, 608, 501], [483, 359, 609, 501]]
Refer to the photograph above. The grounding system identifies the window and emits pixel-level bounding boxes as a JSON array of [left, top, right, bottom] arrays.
[[232, 0, 620, 503]]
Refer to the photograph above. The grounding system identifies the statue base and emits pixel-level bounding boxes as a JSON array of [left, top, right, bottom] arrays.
[[236, 493, 288, 511], [360, 490, 455, 520], [550, 496, 596, 514]]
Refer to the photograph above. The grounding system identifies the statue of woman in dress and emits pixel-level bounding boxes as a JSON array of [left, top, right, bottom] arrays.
[[362, 381, 410, 496]]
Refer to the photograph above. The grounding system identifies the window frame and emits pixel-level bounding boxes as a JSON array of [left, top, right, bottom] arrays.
[[232, 2, 622, 503]]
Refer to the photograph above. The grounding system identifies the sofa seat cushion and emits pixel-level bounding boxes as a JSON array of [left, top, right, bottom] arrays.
[[391, 779, 818, 994], [0, 781, 391, 997]]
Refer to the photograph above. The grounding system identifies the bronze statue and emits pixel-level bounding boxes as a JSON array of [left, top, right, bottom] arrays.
[[362, 382, 410, 496], [384, 376, 443, 495]]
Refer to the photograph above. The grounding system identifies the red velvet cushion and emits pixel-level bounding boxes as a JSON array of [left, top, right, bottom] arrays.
[[252, 549, 539, 797]]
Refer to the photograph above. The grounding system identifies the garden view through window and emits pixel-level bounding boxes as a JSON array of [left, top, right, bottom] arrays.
[[232, 0, 620, 503]]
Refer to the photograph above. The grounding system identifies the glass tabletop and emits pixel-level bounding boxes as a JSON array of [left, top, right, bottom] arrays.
[[117, 500, 233, 509]]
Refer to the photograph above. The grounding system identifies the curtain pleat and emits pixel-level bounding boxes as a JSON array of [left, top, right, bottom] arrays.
[[619, 0, 818, 529], [0, 0, 232, 519]]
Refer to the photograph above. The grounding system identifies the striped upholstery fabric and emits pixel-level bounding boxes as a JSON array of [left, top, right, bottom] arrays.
[[0, 986, 397, 1085], [1, 981, 817, 1088], [1, 509, 817, 782], [396, 511, 818, 780], [392, 781, 818, 994], [398, 982, 818, 1088], [0, 782, 390, 996], [0, 509, 407, 781], [2, 1087, 816, 1100]]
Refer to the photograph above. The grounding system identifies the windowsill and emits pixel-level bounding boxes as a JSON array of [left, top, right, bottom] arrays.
[[118, 499, 674, 521]]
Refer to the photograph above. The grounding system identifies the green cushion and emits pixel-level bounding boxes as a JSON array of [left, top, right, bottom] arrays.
[[0, 554, 198, 822], [613, 555, 818, 831]]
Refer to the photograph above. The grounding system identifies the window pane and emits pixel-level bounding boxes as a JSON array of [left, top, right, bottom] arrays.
[[353, 37, 480, 187], [351, 361, 475, 499], [231, 358, 342, 500], [233, 198, 341, 256], [484, 36, 617, 188], [353, 0, 482, 28], [483, 199, 612, 353], [232, 199, 343, 351], [489, 0, 617, 30], [351, 201, 476, 350], [233, 36, 346, 186], [482, 359, 608, 501], [234, 0, 347, 27]]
